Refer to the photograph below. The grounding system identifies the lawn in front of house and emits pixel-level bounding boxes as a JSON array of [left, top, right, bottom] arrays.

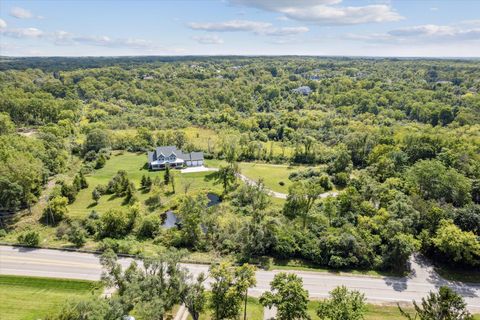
[[0, 275, 100, 320], [68, 151, 222, 219]]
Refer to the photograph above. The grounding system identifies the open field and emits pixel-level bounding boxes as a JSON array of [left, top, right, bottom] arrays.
[[206, 159, 315, 193], [0, 275, 100, 320], [68, 151, 222, 219], [307, 301, 480, 320]]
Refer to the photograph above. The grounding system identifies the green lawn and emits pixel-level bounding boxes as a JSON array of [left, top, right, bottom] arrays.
[[68, 152, 222, 219], [307, 301, 480, 320], [187, 296, 263, 320], [0, 275, 100, 320], [206, 159, 315, 194]]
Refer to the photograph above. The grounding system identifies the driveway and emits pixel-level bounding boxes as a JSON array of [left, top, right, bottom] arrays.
[[180, 166, 217, 173]]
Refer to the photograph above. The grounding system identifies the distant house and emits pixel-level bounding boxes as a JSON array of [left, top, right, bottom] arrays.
[[292, 86, 312, 95], [147, 146, 204, 170]]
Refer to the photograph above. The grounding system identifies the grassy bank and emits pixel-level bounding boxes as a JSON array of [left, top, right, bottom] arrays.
[[0, 275, 100, 320]]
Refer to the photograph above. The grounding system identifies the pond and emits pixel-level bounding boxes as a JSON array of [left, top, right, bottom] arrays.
[[162, 211, 178, 229], [207, 193, 220, 207]]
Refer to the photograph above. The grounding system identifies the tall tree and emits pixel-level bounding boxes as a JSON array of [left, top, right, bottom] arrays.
[[260, 273, 310, 320], [283, 178, 323, 229], [209, 262, 256, 320], [317, 286, 366, 320], [399, 286, 473, 320]]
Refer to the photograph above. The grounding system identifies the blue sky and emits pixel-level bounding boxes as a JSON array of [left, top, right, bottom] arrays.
[[1, 0, 479, 57]]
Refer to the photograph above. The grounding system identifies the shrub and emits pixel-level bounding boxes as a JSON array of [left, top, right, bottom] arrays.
[[145, 192, 162, 210], [42, 196, 69, 225], [95, 154, 106, 169], [60, 183, 78, 204], [106, 170, 129, 196], [0, 229, 7, 238], [18, 230, 40, 246], [334, 172, 349, 188], [98, 208, 136, 239], [136, 214, 161, 239], [68, 222, 87, 247]]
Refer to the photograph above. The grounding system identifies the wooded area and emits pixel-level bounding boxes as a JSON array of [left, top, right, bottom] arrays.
[[1, 56, 479, 274]]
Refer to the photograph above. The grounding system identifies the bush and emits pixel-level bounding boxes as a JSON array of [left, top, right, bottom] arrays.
[[106, 170, 129, 196], [18, 230, 40, 246], [97, 236, 141, 255], [334, 172, 349, 188], [98, 208, 135, 239], [61, 183, 78, 204], [95, 154, 106, 169], [136, 214, 161, 239], [55, 222, 70, 240], [42, 196, 69, 225], [68, 222, 87, 247], [145, 192, 162, 210], [0, 229, 7, 238]]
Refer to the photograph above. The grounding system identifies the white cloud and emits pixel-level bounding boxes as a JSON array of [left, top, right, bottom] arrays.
[[72, 35, 153, 48], [192, 34, 224, 44], [230, 0, 342, 10], [264, 26, 309, 36], [188, 20, 272, 32], [0, 19, 7, 29], [10, 7, 33, 19], [347, 23, 480, 44], [389, 24, 480, 41], [229, 0, 403, 25], [283, 4, 403, 25], [1, 27, 43, 38], [188, 19, 308, 36]]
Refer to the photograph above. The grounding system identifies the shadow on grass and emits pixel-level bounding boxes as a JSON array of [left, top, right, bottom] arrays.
[[107, 194, 120, 201], [87, 202, 97, 209], [434, 262, 480, 284]]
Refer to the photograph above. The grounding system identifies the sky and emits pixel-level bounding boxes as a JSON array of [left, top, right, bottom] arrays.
[[0, 0, 479, 57]]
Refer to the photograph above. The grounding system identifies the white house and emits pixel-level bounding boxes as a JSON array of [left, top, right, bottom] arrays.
[[147, 146, 204, 170]]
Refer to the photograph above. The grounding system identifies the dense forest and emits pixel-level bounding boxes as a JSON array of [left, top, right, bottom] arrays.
[[0, 56, 479, 274]]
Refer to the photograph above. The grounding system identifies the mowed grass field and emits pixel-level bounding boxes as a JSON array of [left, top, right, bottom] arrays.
[[307, 301, 480, 320], [68, 152, 222, 219], [206, 159, 318, 194], [0, 275, 100, 320]]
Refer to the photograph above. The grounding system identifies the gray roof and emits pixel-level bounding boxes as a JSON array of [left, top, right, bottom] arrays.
[[155, 146, 180, 156], [188, 152, 204, 161], [148, 146, 203, 163], [147, 151, 155, 164], [292, 86, 312, 95]]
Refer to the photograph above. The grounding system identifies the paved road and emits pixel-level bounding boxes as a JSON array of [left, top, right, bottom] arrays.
[[1, 246, 479, 312]]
